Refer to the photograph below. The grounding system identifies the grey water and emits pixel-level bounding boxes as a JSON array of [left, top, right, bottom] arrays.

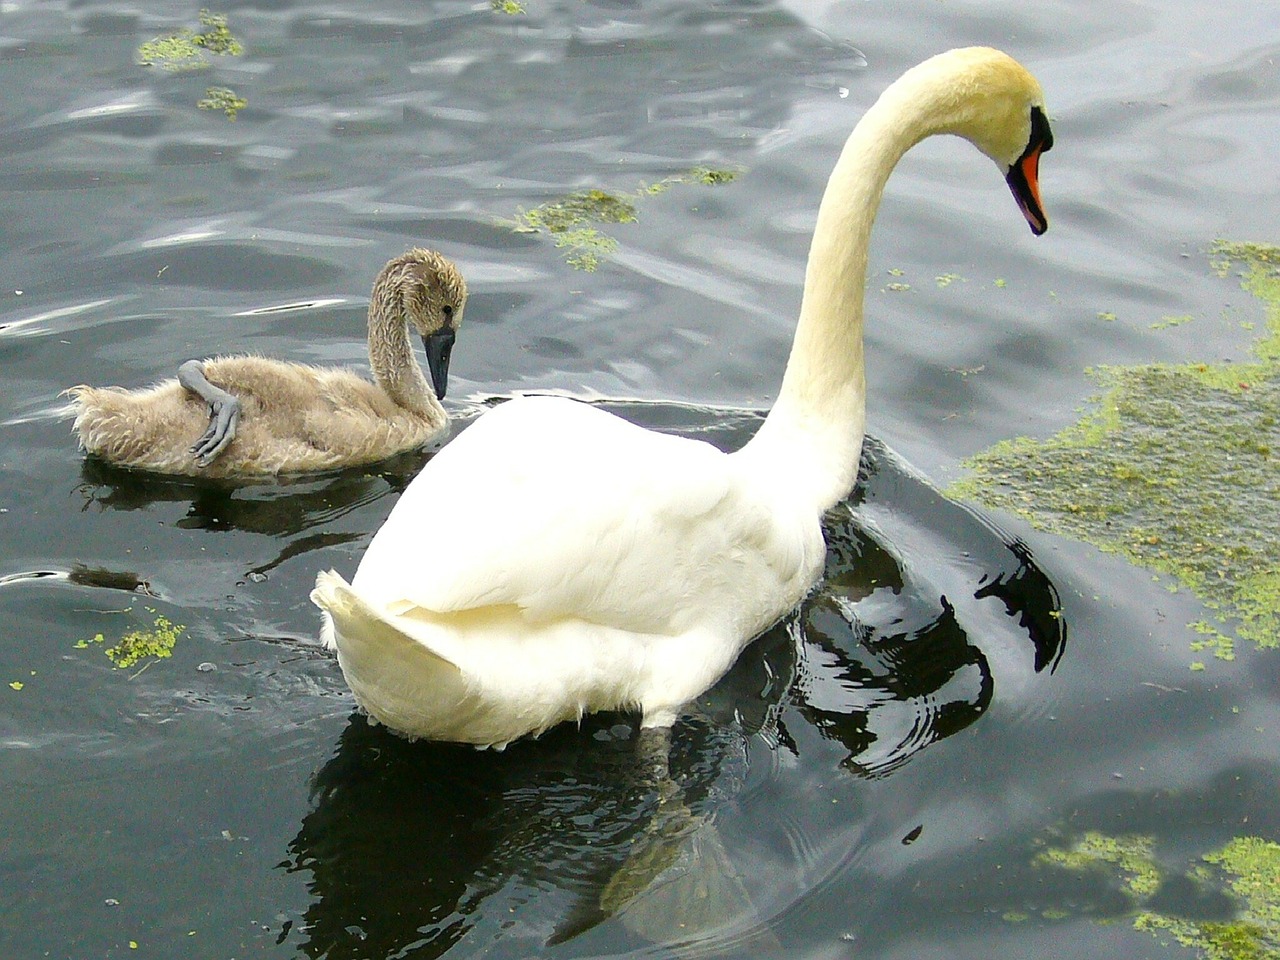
[[1, 2, 1277, 958]]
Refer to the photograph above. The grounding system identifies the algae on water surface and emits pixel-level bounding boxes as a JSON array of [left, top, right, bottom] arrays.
[[75, 613, 186, 671], [136, 10, 244, 71], [506, 169, 740, 271], [198, 86, 247, 120], [1033, 831, 1280, 960], [949, 242, 1280, 662]]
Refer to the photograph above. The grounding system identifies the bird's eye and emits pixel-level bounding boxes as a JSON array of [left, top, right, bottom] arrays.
[[442, 305, 454, 319]]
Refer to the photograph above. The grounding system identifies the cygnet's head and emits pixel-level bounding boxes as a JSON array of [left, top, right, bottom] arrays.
[[375, 247, 468, 400]]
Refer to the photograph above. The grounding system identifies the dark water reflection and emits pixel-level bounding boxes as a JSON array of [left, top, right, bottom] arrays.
[[796, 443, 1065, 780], [284, 716, 751, 959], [75, 447, 428, 531]]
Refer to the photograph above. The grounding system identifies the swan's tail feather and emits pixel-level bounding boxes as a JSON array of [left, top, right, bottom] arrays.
[[64, 384, 108, 444], [312, 569, 475, 740], [311, 569, 460, 671], [62, 381, 206, 472]]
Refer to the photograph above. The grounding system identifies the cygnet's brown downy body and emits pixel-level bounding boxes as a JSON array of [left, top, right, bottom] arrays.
[[66, 248, 467, 478]]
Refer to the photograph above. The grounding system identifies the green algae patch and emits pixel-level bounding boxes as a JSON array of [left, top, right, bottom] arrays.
[[1036, 832, 1280, 959], [491, 0, 527, 13], [1209, 838, 1280, 932], [505, 168, 741, 271], [137, 10, 244, 72], [190, 10, 243, 56], [76, 613, 186, 671], [685, 165, 740, 186], [1036, 831, 1162, 899], [136, 33, 209, 72], [198, 86, 246, 120], [509, 190, 635, 271], [516, 190, 638, 233], [949, 241, 1280, 662]]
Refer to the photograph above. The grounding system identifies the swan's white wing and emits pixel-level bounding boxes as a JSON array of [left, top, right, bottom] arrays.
[[353, 396, 818, 635]]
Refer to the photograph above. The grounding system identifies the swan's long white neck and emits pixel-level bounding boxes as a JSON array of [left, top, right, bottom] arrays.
[[368, 295, 441, 419], [738, 57, 981, 513]]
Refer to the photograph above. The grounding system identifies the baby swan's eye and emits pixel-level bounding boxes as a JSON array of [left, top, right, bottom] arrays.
[[442, 304, 454, 319]]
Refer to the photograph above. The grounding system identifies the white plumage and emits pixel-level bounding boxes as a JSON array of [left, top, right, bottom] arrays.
[[317, 396, 824, 746], [313, 47, 1054, 747]]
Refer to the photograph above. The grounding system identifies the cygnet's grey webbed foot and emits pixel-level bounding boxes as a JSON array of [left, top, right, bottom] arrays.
[[177, 360, 242, 466], [191, 398, 240, 465]]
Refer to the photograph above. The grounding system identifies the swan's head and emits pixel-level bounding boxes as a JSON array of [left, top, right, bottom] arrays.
[[903, 47, 1054, 235], [375, 248, 468, 400]]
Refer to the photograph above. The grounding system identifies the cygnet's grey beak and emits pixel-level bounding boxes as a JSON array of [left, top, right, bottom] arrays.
[[423, 328, 455, 400]]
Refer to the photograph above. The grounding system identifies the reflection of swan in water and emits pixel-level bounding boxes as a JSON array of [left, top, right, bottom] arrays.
[[279, 712, 769, 960], [74, 440, 441, 529], [313, 47, 1054, 746], [278, 433, 1066, 959], [70, 448, 446, 578], [787, 438, 1066, 777], [65, 249, 466, 477]]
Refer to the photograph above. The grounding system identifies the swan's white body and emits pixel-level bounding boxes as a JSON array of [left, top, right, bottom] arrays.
[[317, 397, 824, 745], [313, 47, 1053, 747]]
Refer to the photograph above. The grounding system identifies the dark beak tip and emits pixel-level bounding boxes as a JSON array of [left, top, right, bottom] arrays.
[[423, 329, 455, 403]]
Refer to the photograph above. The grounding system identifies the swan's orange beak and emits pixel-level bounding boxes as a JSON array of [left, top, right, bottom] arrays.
[[1006, 106, 1053, 236]]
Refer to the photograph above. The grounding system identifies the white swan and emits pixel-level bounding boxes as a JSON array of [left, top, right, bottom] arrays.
[[66, 248, 467, 478], [312, 47, 1053, 747]]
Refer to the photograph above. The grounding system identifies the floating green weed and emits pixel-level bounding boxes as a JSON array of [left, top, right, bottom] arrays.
[[1209, 838, 1280, 932], [76, 612, 185, 671], [949, 241, 1280, 663], [1035, 832, 1280, 960], [1036, 831, 1162, 898], [137, 10, 244, 71], [506, 167, 741, 271], [491, 0, 526, 13], [517, 190, 638, 233], [197, 86, 246, 120], [136, 34, 208, 72], [509, 190, 634, 271], [686, 165, 740, 186], [1152, 314, 1194, 330], [191, 10, 242, 55]]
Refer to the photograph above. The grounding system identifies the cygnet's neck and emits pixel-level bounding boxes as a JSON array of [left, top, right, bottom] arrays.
[[368, 291, 442, 421], [738, 60, 961, 513]]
